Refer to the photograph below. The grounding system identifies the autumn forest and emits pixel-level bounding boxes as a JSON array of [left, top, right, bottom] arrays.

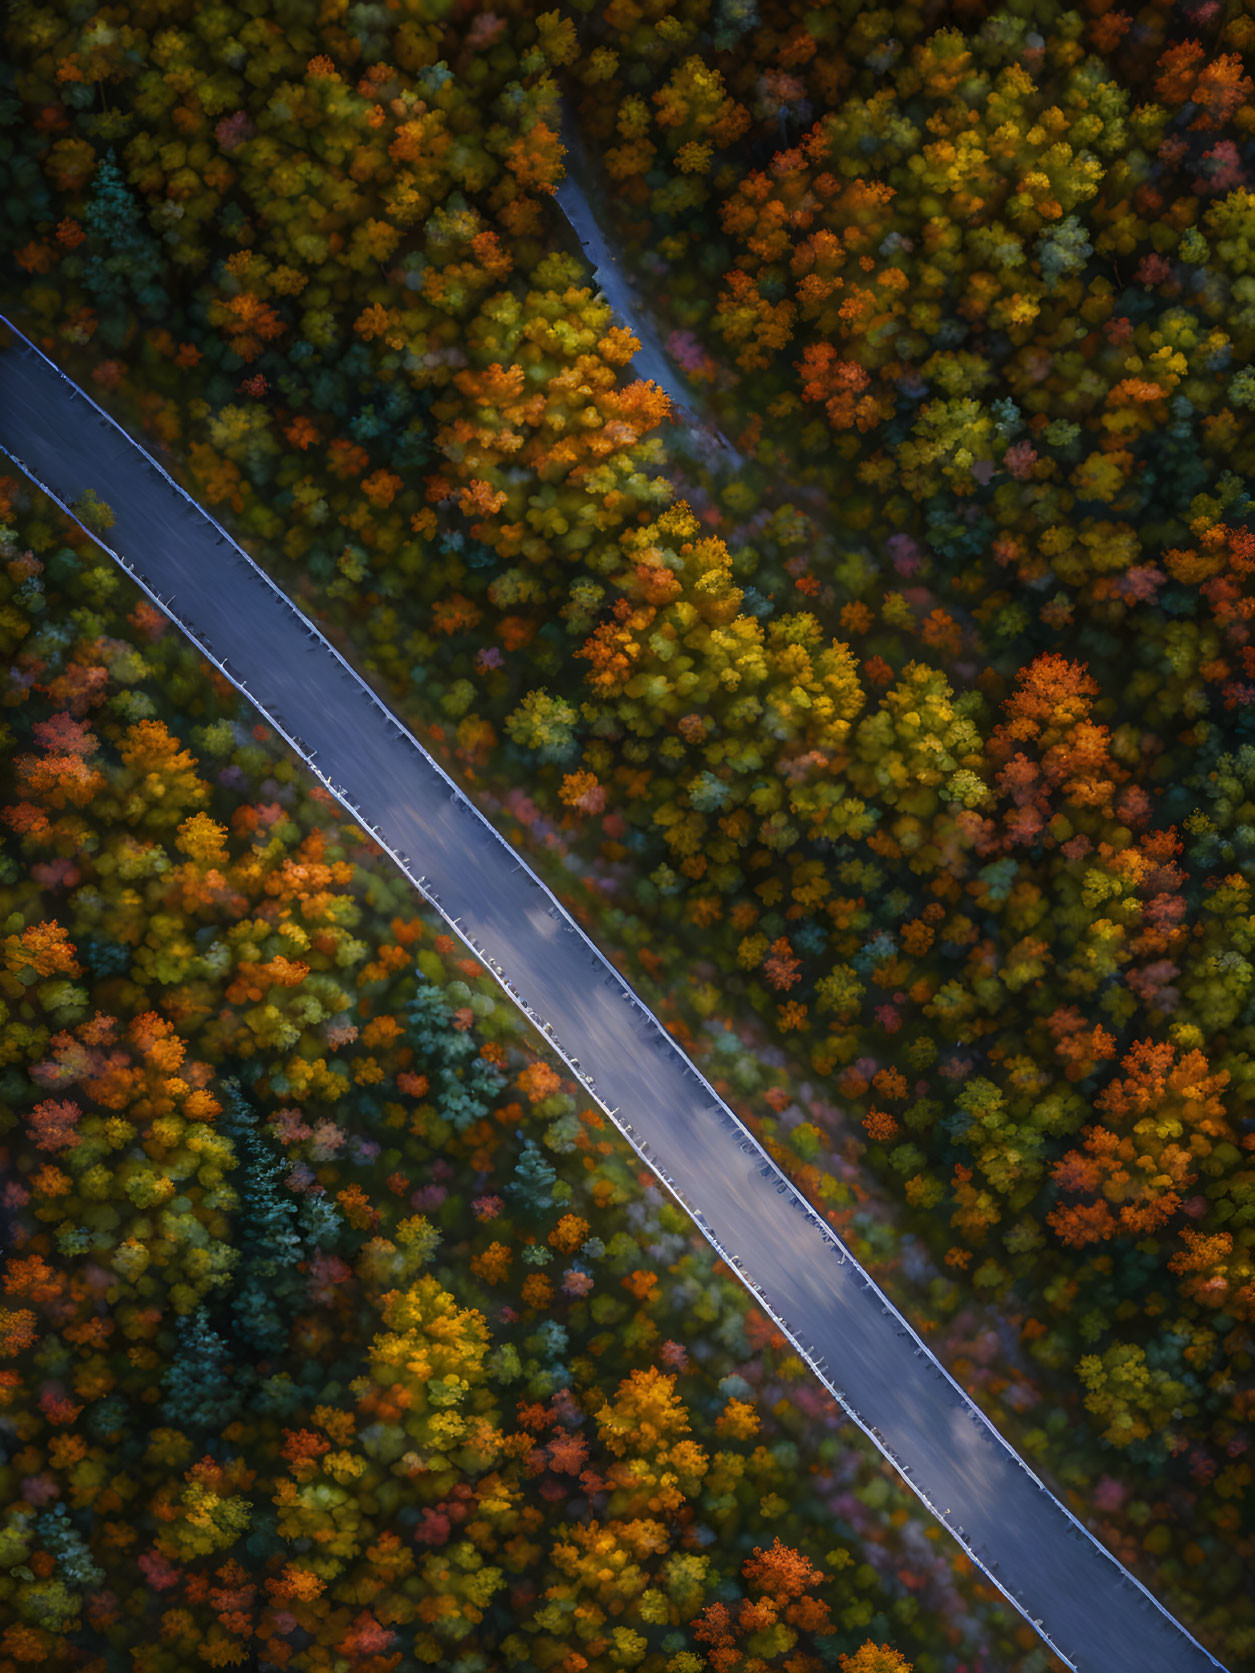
[[2, 0, 1254, 1669]]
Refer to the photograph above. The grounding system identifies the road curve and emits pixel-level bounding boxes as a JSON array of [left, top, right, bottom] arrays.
[[0, 319, 1227, 1673], [553, 129, 746, 470]]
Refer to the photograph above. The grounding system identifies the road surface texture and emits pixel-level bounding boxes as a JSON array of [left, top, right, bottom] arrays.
[[0, 318, 1227, 1673]]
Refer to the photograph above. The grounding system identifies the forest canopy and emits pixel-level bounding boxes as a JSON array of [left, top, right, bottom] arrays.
[[3, 0, 1255, 1666]]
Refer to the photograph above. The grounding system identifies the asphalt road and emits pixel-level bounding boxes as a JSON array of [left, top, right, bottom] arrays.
[[0, 318, 1227, 1673], [552, 144, 746, 470]]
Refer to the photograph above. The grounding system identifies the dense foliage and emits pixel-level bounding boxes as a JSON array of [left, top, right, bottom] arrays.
[[0, 479, 1058, 1673], [3, 0, 1255, 1663]]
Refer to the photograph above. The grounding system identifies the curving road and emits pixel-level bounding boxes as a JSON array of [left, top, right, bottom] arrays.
[[0, 319, 1227, 1673], [553, 129, 746, 470]]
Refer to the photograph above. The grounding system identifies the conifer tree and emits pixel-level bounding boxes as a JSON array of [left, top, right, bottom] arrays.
[[160, 1306, 242, 1434], [507, 1137, 558, 1218], [218, 1079, 304, 1358], [81, 149, 168, 346]]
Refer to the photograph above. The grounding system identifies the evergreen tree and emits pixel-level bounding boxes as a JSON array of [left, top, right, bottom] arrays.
[[300, 1190, 344, 1252], [506, 1137, 557, 1218], [406, 980, 456, 1052], [159, 1306, 241, 1433], [437, 1051, 506, 1133], [218, 1079, 303, 1358], [81, 149, 168, 346], [34, 1504, 104, 1591]]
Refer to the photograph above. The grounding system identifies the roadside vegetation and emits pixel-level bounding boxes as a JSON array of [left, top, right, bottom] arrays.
[[2, 0, 1254, 1663], [0, 478, 1062, 1673]]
